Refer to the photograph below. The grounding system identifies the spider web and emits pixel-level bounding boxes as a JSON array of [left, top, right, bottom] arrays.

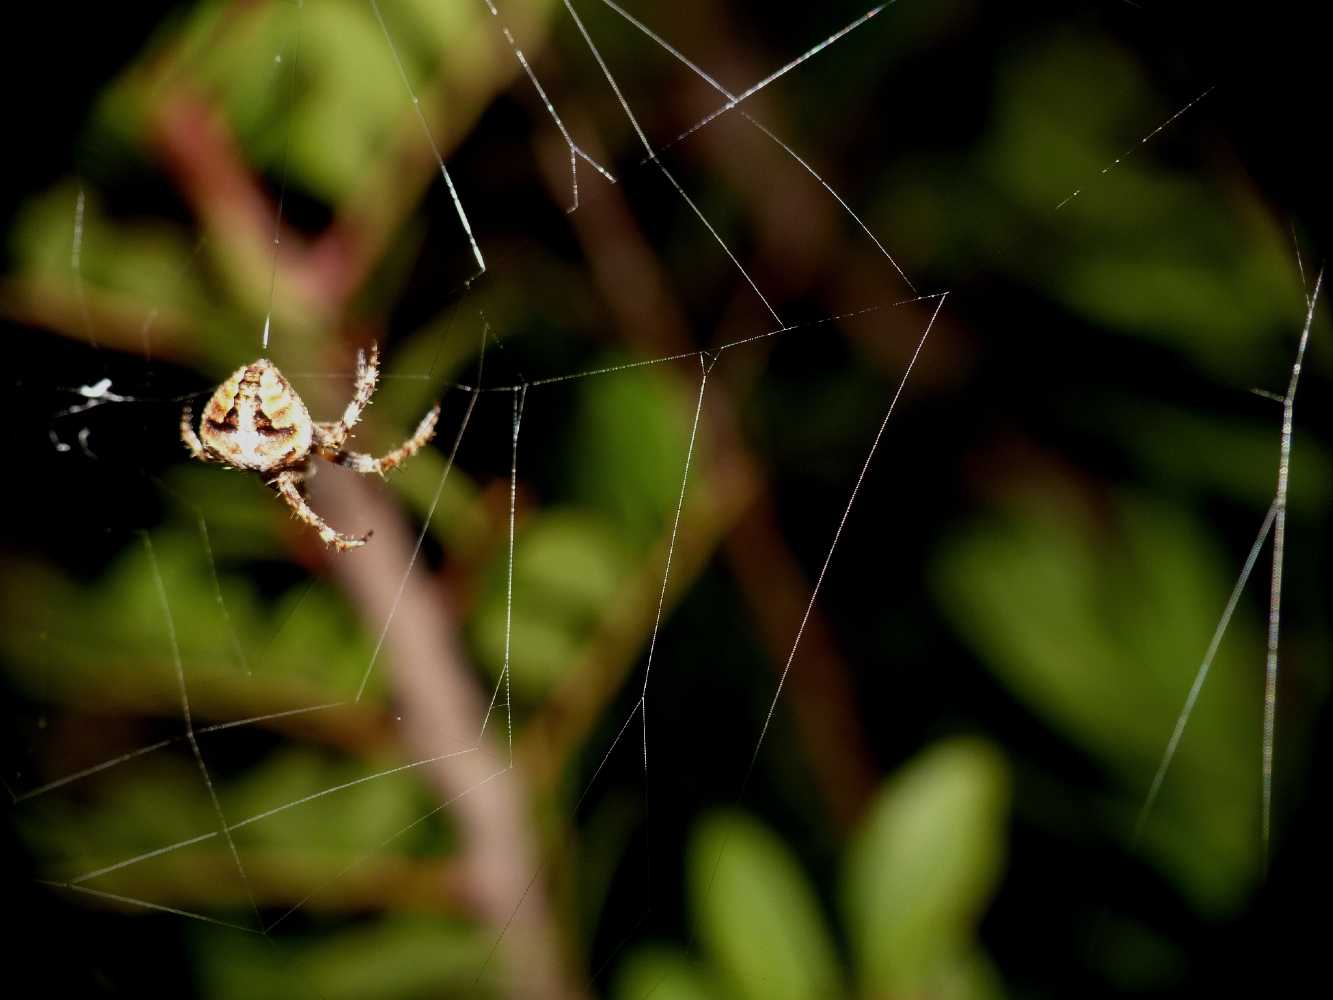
[[3, 1, 1328, 997]]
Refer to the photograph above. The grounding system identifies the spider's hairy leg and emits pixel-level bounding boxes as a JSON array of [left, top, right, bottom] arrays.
[[331, 401, 441, 476], [315, 343, 381, 452], [271, 468, 370, 551], [180, 405, 212, 462]]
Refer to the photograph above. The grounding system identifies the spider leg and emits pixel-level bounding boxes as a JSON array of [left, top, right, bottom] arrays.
[[180, 405, 212, 462], [271, 469, 370, 551], [330, 402, 441, 476], [315, 343, 381, 452]]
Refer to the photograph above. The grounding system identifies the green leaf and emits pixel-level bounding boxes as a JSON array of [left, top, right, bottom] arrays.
[[566, 361, 700, 548], [689, 811, 842, 1000], [198, 918, 492, 1000], [18, 755, 217, 885], [0, 526, 377, 709], [842, 739, 1009, 997], [1094, 399, 1332, 513], [223, 748, 434, 855], [974, 33, 1302, 379], [470, 510, 633, 699], [933, 494, 1263, 911]]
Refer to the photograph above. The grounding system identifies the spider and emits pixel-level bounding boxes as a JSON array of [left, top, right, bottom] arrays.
[[180, 344, 440, 551]]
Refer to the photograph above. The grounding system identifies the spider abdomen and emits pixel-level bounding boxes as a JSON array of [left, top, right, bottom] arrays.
[[199, 359, 313, 472]]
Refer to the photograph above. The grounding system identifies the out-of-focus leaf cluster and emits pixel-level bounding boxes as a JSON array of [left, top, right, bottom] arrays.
[[616, 740, 1010, 1000]]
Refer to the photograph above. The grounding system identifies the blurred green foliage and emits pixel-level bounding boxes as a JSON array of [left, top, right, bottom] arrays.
[[937, 494, 1264, 912], [615, 740, 1009, 1000], [199, 918, 493, 1000], [3, 0, 1330, 997], [472, 510, 635, 698]]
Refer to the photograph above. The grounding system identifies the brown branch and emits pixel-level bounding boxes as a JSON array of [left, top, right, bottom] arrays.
[[77, 852, 471, 916], [0, 275, 195, 360], [311, 466, 584, 1000], [534, 118, 880, 826], [150, 92, 335, 335]]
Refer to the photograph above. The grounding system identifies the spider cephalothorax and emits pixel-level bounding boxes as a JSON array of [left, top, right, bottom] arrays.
[[181, 344, 439, 551]]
